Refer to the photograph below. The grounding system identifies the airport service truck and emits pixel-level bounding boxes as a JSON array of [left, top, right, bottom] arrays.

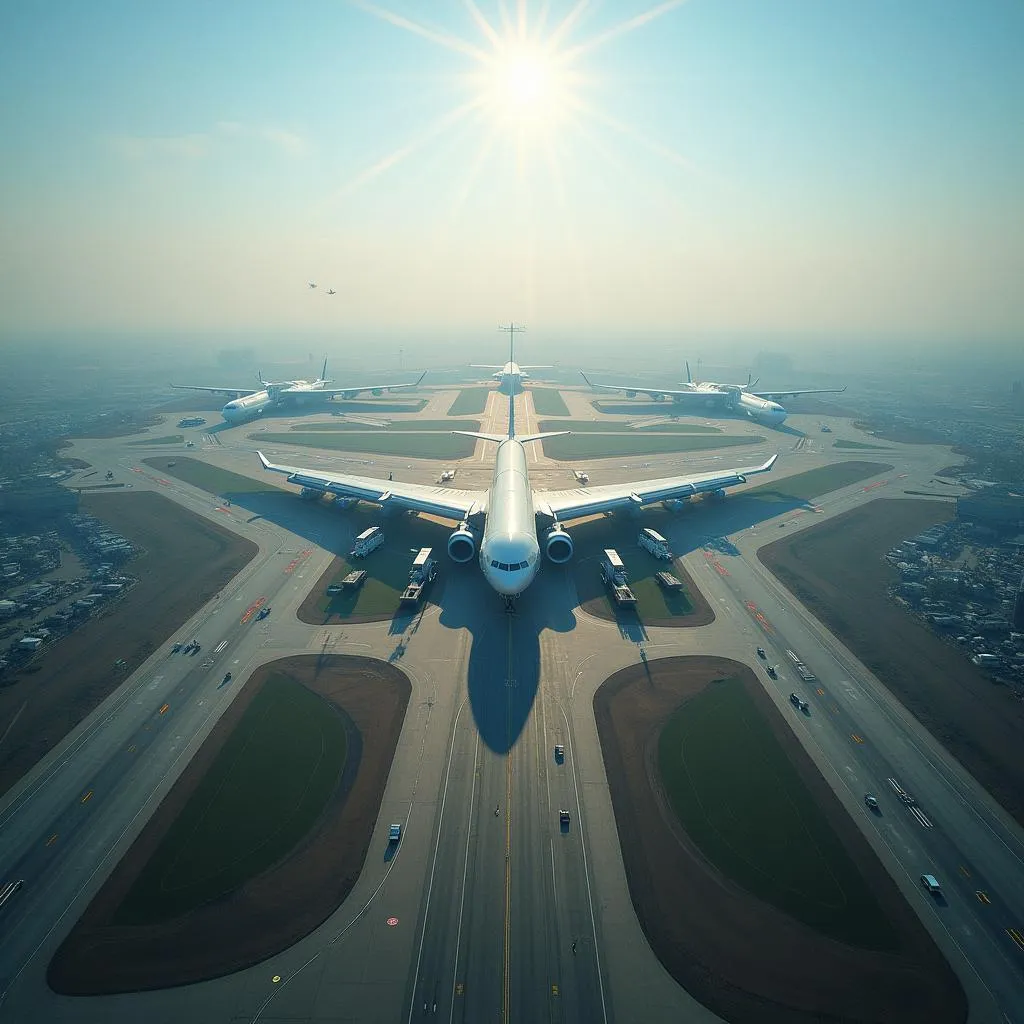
[[600, 549, 637, 607], [350, 526, 385, 558], [400, 547, 438, 607], [638, 527, 672, 560]]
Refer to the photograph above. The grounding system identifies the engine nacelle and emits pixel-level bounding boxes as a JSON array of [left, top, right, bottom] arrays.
[[544, 525, 574, 564], [651, 392, 665, 402], [709, 487, 727, 501], [624, 390, 637, 399], [341, 390, 358, 400], [447, 523, 476, 563], [372, 387, 384, 396]]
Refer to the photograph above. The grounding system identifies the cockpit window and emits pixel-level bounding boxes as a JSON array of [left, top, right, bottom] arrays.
[[499, 562, 509, 571], [491, 559, 499, 568]]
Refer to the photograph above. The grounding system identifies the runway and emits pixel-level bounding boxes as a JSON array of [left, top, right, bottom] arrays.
[[0, 391, 1021, 1023]]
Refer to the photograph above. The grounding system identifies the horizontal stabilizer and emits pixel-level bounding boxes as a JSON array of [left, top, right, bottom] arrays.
[[453, 431, 506, 443], [517, 431, 569, 443]]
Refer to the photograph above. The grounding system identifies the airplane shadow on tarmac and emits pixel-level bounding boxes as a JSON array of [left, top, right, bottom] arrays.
[[438, 564, 575, 755]]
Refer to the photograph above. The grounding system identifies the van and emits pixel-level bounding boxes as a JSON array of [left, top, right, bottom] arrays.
[[351, 526, 385, 558], [921, 874, 941, 895]]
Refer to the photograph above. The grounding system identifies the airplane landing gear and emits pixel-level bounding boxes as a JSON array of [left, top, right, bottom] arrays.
[[503, 595, 516, 614]]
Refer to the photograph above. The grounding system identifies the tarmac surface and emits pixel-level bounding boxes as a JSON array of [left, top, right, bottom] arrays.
[[0, 384, 1021, 1023]]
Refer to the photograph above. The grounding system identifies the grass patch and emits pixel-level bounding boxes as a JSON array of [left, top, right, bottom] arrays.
[[114, 674, 348, 925], [128, 434, 185, 445], [538, 419, 722, 434], [448, 388, 491, 416], [257, 432, 475, 459], [742, 461, 892, 503], [543, 433, 760, 460], [147, 457, 283, 496], [833, 439, 893, 450], [530, 388, 570, 416], [286, 419, 479, 432], [658, 676, 897, 949]]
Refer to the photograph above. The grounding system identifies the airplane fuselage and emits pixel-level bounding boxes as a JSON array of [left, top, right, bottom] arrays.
[[222, 391, 275, 423], [479, 439, 540, 597]]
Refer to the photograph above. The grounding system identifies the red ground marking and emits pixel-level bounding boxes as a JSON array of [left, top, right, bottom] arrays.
[[215, 507, 232, 515], [156, 479, 170, 486], [714, 563, 730, 577], [240, 597, 267, 624], [386, 916, 399, 927], [863, 480, 887, 492], [132, 468, 143, 473]]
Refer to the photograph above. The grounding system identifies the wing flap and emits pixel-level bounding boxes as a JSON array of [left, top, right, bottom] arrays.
[[256, 451, 484, 520], [536, 455, 778, 520]]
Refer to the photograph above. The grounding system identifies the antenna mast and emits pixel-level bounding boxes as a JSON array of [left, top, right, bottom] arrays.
[[497, 322, 525, 439]]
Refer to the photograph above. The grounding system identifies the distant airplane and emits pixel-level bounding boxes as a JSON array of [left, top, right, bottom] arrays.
[[472, 352, 551, 393], [308, 281, 317, 289], [171, 357, 426, 424], [327, 288, 336, 295], [258, 326, 778, 606], [581, 362, 846, 427]]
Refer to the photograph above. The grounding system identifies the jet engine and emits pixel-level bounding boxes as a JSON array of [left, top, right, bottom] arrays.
[[447, 522, 476, 563], [372, 388, 384, 396], [651, 393, 665, 402], [544, 525, 574, 564], [624, 390, 637, 399], [340, 390, 358, 400]]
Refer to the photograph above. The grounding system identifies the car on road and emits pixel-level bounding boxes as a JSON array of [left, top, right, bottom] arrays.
[[767, 664, 778, 679], [388, 823, 402, 843], [756, 647, 766, 659], [554, 744, 565, 763], [921, 873, 942, 895], [789, 692, 809, 713], [864, 794, 880, 813], [222, 672, 232, 684], [172, 642, 182, 653], [559, 809, 571, 827], [256, 606, 271, 620]]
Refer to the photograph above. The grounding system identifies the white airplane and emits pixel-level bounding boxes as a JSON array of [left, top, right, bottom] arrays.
[[472, 360, 550, 393], [308, 281, 317, 289], [257, 331, 778, 605], [581, 362, 845, 427], [327, 288, 336, 295], [171, 358, 426, 424]]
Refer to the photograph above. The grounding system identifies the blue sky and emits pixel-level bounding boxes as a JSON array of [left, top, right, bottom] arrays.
[[2, 0, 1022, 345]]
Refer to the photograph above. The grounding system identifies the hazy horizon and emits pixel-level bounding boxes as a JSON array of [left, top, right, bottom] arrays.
[[2, 1, 1023, 345]]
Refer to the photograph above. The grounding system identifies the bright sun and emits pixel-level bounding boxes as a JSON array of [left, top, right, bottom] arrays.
[[483, 46, 565, 126]]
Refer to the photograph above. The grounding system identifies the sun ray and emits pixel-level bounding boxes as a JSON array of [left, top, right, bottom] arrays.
[[462, 0, 502, 50], [545, 0, 591, 52], [349, 0, 491, 63], [560, 0, 690, 63], [331, 95, 486, 200], [530, 0, 552, 45], [517, 0, 529, 43]]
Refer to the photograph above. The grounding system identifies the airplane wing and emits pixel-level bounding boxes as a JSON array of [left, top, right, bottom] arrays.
[[751, 386, 847, 400], [533, 455, 778, 521], [256, 451, 485, 520], [170, 384, 258, 397], [580, 372, 702, 401], [292, 371, 427, 397], [470, 364, 504, 369]]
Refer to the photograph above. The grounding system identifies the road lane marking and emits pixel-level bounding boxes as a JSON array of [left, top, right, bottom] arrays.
[[159, 703, 170, 715], [959, 865, 972, 878], [975, 891, 991, 905], [1007, 928, 1024, 952], [214, 640, 229, 653], [851, 733, 864, 744], [46, 833, 58, 846], [81, 790, 93, 804]]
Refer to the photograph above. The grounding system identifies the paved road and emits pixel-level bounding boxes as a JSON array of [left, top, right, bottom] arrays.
[[0, 392, 1020, 1023]]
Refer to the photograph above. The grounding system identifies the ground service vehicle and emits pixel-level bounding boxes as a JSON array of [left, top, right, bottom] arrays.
[[767, 664, 778, 678], [864, 794, 880, 812], [600, 549, 637, 606], [756, 647, 766, 658], [638, 527, 672, 560], [351, 526, 384, 558], [789, 692, 809, 712], [256, 606, 270, 620], [655, 571, 683, 590], [554, 745, 565, 763], [222, 672, 232, 684], [401, 547, 438, 607], [389, 823, 402, 843], [921, 874, 941, 895], [559, 809, 571, 826]]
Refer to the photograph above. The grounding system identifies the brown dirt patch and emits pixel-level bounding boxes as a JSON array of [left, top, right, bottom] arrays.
[[594, 656, 965, 1024], [0, 492, 256, 797], [48, 654, 409, 994], [758, 498, 1024, 827]]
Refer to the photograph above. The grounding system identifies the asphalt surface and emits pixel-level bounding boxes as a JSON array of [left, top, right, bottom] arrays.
[[0, 386, 1020, 1023]]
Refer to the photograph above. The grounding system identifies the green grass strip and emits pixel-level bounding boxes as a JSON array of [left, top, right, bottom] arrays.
[[530, 389, 570, 416], [833, 439, 893, 450], [147, 457, 283, 495], [257, 432, 475, 459], [658, 677, 897, 949], [114, 674, 348, 925], [287, 419, 479, 432], [542, 433, 760, 460], [447, 388, 492, 416], [742, 461, 892, 503], [538, 420, 722, 434]]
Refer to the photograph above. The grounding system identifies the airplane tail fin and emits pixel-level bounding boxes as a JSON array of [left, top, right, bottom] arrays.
[[321, 355, 329, 383], [685, 361, 692, 384]]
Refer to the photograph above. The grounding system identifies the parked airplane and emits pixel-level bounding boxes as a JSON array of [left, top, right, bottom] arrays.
[[472, 360, 550, 393], [172, 358, 426, 424], [258, 329, 778, 605], [581, 363, 845, 426]]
